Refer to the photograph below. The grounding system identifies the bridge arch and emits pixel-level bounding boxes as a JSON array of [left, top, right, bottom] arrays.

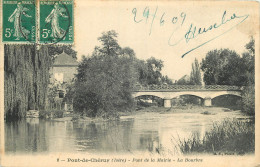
[[132, 92, 165, 99], [168, 92, 205, 99], [210, 91, 242, 99], [134, 94, 163, 100], [212, 93, 242, 110]]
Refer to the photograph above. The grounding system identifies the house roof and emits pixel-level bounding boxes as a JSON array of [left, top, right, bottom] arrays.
[[179, 75, 190, 81], [53, 52, 78, 66]]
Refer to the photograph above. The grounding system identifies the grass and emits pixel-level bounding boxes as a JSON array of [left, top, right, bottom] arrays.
[[175, 118, 255, 155]]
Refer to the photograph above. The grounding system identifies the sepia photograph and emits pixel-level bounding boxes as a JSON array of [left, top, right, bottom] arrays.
[[0, 0, 259, 166]]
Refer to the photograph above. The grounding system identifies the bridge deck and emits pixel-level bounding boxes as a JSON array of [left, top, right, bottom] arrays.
[[133, 85, 243, 92]]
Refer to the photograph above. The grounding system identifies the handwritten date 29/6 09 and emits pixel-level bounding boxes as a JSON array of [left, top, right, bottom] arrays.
[[132, 6, 186, 35], [131, 6, 249, 58]]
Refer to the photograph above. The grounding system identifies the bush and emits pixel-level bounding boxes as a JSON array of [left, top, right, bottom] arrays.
[[53, 110, 64, 118], [241, 85, 255, 116], [39, 110, 51, 119], [176, 118, 255, 154], [39, 110, 64, 119]]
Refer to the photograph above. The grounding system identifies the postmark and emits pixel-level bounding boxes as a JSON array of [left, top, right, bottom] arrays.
[[39, 0, 74, 44], [2, 0, 36, 42]]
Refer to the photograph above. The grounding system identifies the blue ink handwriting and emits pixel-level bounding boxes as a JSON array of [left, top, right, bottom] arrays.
[[132, 7, 249, 58], [132, 6, 186, 35]]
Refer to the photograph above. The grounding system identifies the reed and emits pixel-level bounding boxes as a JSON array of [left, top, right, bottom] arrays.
[[176, 118, 254, 155]]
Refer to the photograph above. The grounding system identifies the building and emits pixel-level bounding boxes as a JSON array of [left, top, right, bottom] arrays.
[[49, 52, 78, 110], [50, 52, 78, 84]]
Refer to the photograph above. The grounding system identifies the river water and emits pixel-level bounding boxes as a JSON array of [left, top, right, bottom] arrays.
[[4, 109, 250, 154]]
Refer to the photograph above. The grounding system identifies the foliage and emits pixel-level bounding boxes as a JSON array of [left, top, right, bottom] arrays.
[[176, 119, 254, 154], [39, 110, 52, 119], [48, 45, 77, 60], [245, 37, 255, 55], [4, 45, 51, 120], [73, 30, 137, 118], [135, 57, 173, 86], [190, 58, 202, 85], [136, 58, 161, 85], [175, 58, 201, 85], [4, 44, 76, 120], [53, 110, 64, 118], [46, 82, 60, 106], [145, 57, 163, 85], [241, 85, 255, 116], [63, 81, 75, 104], [95, 30, 121, 56], [39, 110, 64, 119], [201, 49, 245, 85], [201, 38, 254, 87], [161, 75, 174, 85], [201, 38, 255, 115], [240, 38, 255, 115], [241, 37, 255, 85], [73, 30, 174, 117]]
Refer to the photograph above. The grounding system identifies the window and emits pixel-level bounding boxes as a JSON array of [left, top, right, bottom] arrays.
[[54, 73, 64, 83], [58, 90, 64, 98]]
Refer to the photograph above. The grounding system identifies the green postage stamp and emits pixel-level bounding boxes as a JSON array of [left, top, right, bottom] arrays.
[[2, 0, 36, 42], [39, 0, 74, 44], [2, 0, 74, 44]]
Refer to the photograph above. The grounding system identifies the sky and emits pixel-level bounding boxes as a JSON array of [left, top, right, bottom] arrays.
[[74, 1, 258, 81]]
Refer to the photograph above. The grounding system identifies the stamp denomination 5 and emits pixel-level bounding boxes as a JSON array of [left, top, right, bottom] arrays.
[[2, 0, 74, 44], [2, 0, 36, 42], [39, 0, 74, 44]]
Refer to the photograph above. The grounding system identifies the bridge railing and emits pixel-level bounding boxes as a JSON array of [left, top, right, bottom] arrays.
[[133, 84, 243, 91]]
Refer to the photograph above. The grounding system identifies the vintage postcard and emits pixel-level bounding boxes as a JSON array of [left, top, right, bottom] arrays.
[[0, 0, 259, 167]]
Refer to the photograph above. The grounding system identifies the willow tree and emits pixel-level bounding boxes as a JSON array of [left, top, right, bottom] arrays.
[[4, 44, 76, 120]]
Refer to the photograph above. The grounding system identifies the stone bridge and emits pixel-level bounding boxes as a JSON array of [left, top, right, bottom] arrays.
[[132, 85, 243, 107]]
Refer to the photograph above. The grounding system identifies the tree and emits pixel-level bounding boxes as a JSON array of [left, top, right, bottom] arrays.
[[201, 38, 255, 115], [241, 37, 255, 115], [201, 49, 244, 86], [146, 57, 164, 85], [95, 30, 121, 57], [73, 30, 137, 118], [161, 75, 174, 85], [134, 57, 173, 85], [190, 58, 202, 85], [241, 85, 255, 116], [241, 37, 255, 85], [4, 44, 76, 120]]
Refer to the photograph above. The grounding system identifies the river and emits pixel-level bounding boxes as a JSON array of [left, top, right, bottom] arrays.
[[4, 108, 250, 154]]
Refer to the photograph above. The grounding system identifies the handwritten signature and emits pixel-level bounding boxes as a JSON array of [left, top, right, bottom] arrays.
[[132, 7, 249, 58]]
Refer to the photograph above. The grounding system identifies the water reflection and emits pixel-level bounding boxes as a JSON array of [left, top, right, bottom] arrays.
[[5, 110, 249, 154], [5, 119, 49, 153]]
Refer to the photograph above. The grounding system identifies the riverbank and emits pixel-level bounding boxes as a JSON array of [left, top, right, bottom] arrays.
[[175, 118, 255, 155], [50, 106, 251, 122]]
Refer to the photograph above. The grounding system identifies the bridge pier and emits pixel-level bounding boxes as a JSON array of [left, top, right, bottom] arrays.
[[164, 98, 171, 108], [204, 97, 212, 106]]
